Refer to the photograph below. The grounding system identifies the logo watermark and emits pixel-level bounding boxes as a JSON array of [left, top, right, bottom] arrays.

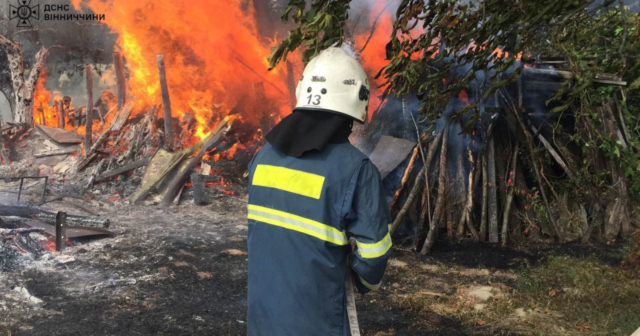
[[9, 0, 39, 28]]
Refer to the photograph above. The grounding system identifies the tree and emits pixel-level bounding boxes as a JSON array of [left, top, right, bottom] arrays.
[[268, 0, 640, 251], [0, 33, 50, 124]]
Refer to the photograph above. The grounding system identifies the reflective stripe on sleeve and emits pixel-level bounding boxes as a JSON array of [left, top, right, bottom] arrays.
[[248, 204, 348, 246], [252, 164, 325, 199], [356, 231, 392, 259], [358, 274, 381, 291]]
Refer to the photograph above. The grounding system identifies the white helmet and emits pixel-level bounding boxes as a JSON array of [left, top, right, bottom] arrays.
[[294, 47, 370, 124]]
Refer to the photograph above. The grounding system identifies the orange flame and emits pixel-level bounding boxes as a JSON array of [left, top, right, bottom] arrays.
[[355, 1, 395, 122], [72, 0, 293, 143]]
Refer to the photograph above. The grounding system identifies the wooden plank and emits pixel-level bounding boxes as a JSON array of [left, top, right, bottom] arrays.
[[34, 147, 78, 158], [111, 103, 134, 132], [35, 124, 81, 144]]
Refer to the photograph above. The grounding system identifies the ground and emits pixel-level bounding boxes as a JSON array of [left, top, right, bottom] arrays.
[[0, 196, 638, 336]]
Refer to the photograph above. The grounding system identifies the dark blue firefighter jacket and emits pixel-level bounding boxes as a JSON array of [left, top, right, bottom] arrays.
[[247, 142, 392, 336]]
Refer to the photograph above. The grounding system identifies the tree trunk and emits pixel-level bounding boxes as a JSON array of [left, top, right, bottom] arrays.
[[421, 125, 449, 254], [501, 142, 520, 246], [487, 136, 499, 242], [0, 35, 49, 124]]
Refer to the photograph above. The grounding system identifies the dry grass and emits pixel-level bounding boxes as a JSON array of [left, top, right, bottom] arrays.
[[385, 248, 640, 335]]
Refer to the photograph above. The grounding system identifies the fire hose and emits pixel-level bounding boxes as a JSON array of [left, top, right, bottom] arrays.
[[345, 258, 361, 336]]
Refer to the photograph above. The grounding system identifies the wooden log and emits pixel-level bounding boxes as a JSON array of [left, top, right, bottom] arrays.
[[421, 125, 449, 255], [487, 136, 499, 243], [390, 165, 425, 235], [95, 158, 150, 182], [501, 142, 520, 246], [479, 155, 488, 241], [85, 64, 93, 152], [157, 54, 173, 147], [456, 149, 480, 241], [159, 118, 234, 206], [415, 132, 445, 242], [114, 52, 126, 110], [390, 146, 419, 213], [445, 195, 453, 239], [58, 99, 65, 129]]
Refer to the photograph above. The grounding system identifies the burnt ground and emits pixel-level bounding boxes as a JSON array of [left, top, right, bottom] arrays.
[[0, 195, 634, 336]]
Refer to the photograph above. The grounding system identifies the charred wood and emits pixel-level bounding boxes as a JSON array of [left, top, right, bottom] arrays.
[[0, 205, 109, 228], [159, 118, 234, 206], [157, 54, 174, 147], [114, 52, 127, 110], [59, 100, 65, 129], [86, 158, 107, 188], [95, 158, 150, 183], [85, 64, 94, 152]]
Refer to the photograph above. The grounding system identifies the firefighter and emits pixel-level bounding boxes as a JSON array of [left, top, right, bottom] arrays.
[[247, 47, 392, 336]]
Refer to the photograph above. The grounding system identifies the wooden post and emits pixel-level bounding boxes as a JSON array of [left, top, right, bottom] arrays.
[[286, 61, 297, 109], [84, 64, 93, 153], [487, 136, 499, 243], [39, 102, 45, 126], [58, 99, 65, 128], [55, 211, 67, 252], [157, 54, 173, 147], [114, 52, 126, 110]]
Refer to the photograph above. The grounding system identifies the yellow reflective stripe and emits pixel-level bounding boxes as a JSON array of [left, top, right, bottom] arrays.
[[358, 275, 381, 291], [252, 164, 325, 199], [356, 231, 392, 259], [248, 204, 348, 245]]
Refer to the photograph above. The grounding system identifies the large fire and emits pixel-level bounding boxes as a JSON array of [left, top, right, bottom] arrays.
[[73, 0, 294, 142], [31, 1, 398, 145]]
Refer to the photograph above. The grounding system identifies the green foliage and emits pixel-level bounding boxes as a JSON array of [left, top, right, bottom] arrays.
[[267, 0, 351, 70], [269, 0, 640, 209]]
